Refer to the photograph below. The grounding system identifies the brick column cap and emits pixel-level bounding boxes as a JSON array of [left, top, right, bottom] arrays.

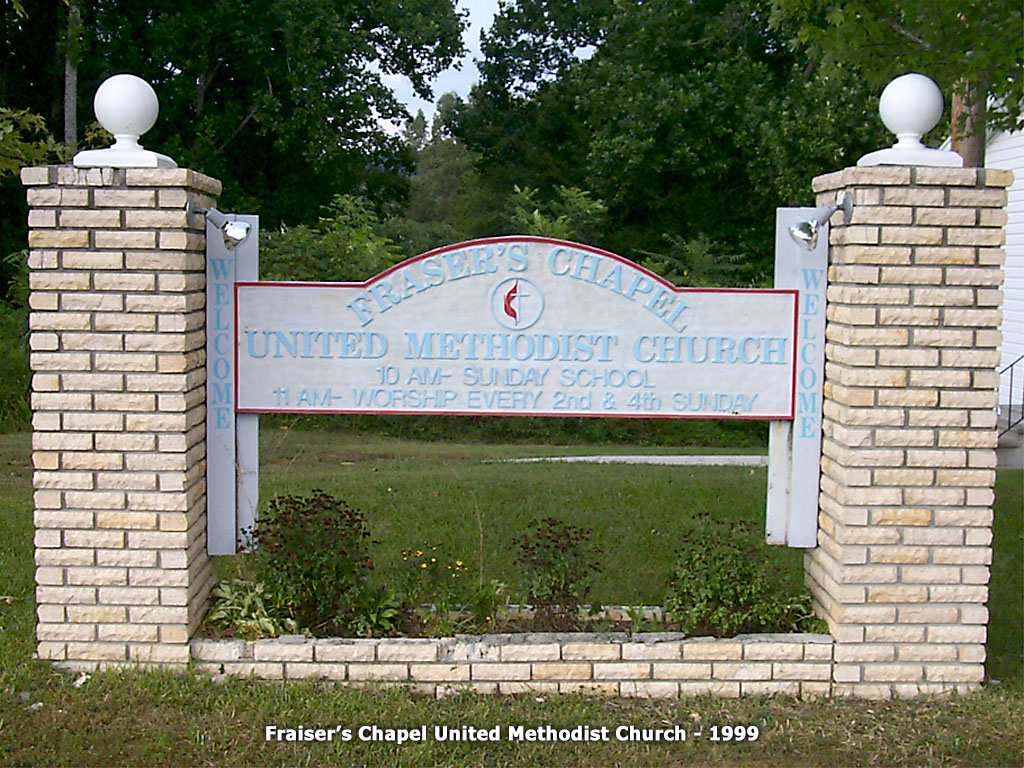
[[812, 166, 1013, 193], [20, 165, 222, 196]]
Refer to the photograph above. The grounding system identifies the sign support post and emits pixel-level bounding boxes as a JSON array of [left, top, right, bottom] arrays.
[[767, 209, 829, 547]]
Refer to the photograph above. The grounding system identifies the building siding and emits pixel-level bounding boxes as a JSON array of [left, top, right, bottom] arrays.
[[986, 131, 1024, 383]]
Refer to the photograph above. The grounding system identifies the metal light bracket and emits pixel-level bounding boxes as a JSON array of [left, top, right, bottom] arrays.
[[788, 192, 854, 251]]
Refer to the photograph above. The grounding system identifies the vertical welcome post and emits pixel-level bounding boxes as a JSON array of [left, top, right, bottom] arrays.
[[22, 75, 220, 668], [204, 211, 259, 555], [767, 205, 833, 546]]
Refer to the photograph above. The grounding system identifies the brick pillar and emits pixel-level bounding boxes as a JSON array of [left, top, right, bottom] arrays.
[[22, 165, 220, 669], [808, 165, 1011, 698]]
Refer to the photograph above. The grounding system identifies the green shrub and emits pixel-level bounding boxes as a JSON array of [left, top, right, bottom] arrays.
[[665, 515, 827, 636], [246, 490, 375, 635], [514, 517, 603, 631], [0, 250, 30, 432], [348, 586, 403, 638], [259, 194, 404, 282]]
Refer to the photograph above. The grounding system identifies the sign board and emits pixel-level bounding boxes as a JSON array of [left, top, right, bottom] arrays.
[[235, 238, 798, 420]]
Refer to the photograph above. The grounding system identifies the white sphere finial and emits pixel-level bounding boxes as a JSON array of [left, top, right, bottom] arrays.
[[878, 73, 944, 150], [93, 74, 160, 152], [73, 74, 176, 168], [857, 73, 962, 167]]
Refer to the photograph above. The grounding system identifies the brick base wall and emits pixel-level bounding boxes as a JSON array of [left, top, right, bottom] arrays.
[[193, 633, 836, 698]]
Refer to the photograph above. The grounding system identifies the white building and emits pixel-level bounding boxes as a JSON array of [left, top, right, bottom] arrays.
[[986, 130, 1024, 385], [975, 128, 1024, 459]]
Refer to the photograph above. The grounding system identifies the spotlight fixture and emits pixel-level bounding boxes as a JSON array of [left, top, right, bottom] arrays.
[[788, 192, 854, 251], [186, 200, 251, 249]]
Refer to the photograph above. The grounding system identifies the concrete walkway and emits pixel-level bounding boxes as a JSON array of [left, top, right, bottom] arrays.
[[508, 454, 769, 467]]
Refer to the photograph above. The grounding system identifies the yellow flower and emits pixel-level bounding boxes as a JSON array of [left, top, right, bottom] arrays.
[[420, 563, 427, 569]]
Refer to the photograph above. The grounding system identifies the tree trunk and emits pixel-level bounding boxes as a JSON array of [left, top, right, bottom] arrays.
[[63, 0, 81, 150], [950, 80, 987, 168]]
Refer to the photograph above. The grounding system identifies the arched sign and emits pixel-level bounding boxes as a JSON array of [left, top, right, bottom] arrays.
[[235, 238, 798, 419]]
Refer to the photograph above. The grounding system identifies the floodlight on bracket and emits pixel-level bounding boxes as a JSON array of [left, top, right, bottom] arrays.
[[186, 198, 251, 249], [788, 191, 854, 251]]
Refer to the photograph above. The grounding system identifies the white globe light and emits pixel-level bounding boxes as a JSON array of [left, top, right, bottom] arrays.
[[878, 73, 944, 149], [93, 74, 159, 149]]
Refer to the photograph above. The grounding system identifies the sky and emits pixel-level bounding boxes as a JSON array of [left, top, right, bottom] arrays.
[[381, 0, 501, 126]]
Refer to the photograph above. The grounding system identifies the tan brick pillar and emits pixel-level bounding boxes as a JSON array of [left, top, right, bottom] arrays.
[[807, 165, 1011, 698], [22, 165, 220, 669]]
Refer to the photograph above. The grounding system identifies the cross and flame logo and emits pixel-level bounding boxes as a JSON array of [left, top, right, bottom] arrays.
[[503, 281, 520, 323], [490, 277, 544, 330]]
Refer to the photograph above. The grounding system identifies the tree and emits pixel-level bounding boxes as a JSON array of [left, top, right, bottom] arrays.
[[2, 0, 466, 225], [507, 184, 606, 243], [0, 109, 62, 178], [770, 0, 1024, 166], [455, 0, 887, 282], [382, 96, 505, 256]]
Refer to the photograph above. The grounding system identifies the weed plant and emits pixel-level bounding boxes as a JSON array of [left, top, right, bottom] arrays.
[[514, 517, 604, 631]]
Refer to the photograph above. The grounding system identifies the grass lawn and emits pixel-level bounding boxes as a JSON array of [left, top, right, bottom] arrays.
[[1, 429, 1022, 767]]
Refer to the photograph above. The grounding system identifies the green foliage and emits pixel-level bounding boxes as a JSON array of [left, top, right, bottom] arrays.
[[381, 92, 515, 258], [0, 109, 62, 177], [0, 250, 29, 431], [204, 579, 298, 640], [514, 517, 603, 631], [467, 579, 509, 629], [259, 195, 405, 282], [508, 185, 607, 242], [640, 233, 765, 288], [455, 0, 889, 279], [348, 586, 403, 638], [626, 605, 656, 635], [398, 543, 470, 612], [246, 490, 376, 636], [665, 515, 827, 636], [381, 116, 503, 257], [2, 0, 465, 227], [770, 0, 1024, 134], [394, 542, 500, 635]]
